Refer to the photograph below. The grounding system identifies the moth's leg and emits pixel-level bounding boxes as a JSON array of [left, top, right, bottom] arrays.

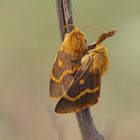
[[70, 72, 77, 77], [70, 57, 81, 63], [88, 43, 96, 50]]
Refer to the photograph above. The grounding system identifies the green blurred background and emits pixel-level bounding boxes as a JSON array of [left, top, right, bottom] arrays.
[[0, 0, 140, 140]]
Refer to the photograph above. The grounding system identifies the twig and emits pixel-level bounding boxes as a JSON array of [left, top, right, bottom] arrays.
[[55, 0, 66, 40], [76, 109, 105, 140], [55, 0, 105, 140]]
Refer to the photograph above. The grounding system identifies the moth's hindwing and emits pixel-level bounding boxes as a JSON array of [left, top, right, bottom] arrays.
[[50, 47, 79, 98], [55, 57, 101, 113]]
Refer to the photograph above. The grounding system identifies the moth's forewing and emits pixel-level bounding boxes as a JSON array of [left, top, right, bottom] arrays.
[[50, 28, 88, 98], [55, 56, 101, 113], [50, 47, 79, 98]]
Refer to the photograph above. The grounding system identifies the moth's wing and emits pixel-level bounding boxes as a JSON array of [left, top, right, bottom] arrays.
[[50, 46, 78, 98], [55, 56, 101, 113], [96, 30, 116, 44]]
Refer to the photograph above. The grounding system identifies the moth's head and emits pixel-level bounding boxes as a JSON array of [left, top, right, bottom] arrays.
[[63, 27, 88, 56], [65, 28, 88, 50], [68, 28, 87, 42]]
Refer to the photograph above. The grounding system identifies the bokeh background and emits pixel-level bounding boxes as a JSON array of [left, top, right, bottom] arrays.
[[0, 0, 140, 140]]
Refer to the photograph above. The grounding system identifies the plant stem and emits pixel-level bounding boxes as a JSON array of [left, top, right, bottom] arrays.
[[55, 0, 105, 140], [76, 108, 105, 140]]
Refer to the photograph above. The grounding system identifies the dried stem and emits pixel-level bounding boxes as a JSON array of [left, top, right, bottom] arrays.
[[55, 0, 105, 140], [55, 0, 66, 40], [76, 109, 105, 140]]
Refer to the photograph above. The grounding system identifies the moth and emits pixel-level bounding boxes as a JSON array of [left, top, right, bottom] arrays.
[[55, 30, 116, 113], [50, 27, 88, 98]]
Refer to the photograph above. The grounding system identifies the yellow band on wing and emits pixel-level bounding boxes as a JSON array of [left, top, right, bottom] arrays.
[[51, 67, 78, 84], [64, 86, 100, 101]]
